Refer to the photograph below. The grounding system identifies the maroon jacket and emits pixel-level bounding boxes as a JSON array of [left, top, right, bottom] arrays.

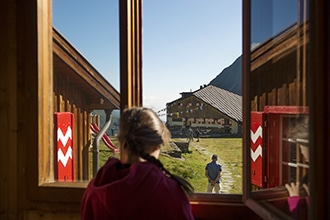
[[287, 196, 309, 220], [81, 157, 194, 220]]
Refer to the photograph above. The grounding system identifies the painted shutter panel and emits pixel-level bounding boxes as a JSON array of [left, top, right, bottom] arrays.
[[250, 111, 264, 187], [55, 112, 74, 182]]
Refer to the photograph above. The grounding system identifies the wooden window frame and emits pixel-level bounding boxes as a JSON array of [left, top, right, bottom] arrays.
[[25, 0, 330, 219], [25, 0, 146, 206], [120, 0, 143, 109], [27, 0, 246, 213], [241, 1, 302, 219], [21, 0, 87, 205], [243, 0, 330, 219]]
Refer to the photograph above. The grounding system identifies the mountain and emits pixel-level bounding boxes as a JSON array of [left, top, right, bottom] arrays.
[[208, 55, 242, 95]]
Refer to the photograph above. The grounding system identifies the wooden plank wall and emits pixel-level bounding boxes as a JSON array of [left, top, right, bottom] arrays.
[[250, 48, 305, 110], [250, 25, 307, 110], [54, 72, 91, 181], [168, 97, 232, 121]]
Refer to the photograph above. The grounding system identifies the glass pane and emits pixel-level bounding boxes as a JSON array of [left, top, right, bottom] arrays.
[[52, 1, 120, 182], [143, 0, 242, 194], [249, 0, 310, 218]]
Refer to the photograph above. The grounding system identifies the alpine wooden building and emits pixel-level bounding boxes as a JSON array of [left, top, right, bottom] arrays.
[[166, 85, 242, 135]]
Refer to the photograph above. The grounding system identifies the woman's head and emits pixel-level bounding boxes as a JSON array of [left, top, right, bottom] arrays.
[[118, 107, 171, 162], [118, 107, 194, 195]]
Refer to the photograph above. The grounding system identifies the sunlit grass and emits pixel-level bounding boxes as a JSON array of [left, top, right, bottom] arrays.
[[160, 147, 211, 192], [95, 137, 242, 194]]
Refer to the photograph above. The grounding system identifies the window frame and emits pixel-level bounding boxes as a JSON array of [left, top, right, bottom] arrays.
[[26, 0, 330, 219], [23, 0, 87, 204], [29, 0, 245, 210], [27, 0, 145, 204], [241, 1, 304, 218], [242, 0, 330, 219]]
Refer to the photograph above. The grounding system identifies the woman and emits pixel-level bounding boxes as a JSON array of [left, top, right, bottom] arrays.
[[285, 116, 309, 220], [81, 107, 194, 220]]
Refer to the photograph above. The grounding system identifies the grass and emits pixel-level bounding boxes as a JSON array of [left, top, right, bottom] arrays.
[[160, 147, 211, 192], [95, 137, 242, 194]]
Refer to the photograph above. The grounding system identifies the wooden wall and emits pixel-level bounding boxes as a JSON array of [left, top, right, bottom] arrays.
[[168, 96, 235, 128], [53, 67, 91, 181], [250, 25, 307, 110]]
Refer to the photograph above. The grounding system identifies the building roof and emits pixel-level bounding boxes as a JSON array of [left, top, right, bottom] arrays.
[[193, 85, 242, 123], [53, 27, 120, 110]]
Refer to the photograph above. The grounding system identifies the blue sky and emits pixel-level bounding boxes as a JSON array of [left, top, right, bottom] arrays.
[[52, 1, 242, 118], [251, 0, 297, 44]]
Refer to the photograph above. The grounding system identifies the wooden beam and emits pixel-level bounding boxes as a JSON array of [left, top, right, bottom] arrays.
[[120, 0, 143, 110]]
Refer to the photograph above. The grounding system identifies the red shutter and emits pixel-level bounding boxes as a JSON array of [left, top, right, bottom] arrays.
[[54, 112, 74, 182], [250, 111, 264, 187]]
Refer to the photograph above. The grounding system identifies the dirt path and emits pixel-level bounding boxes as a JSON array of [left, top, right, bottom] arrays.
[[188, 141, 235, 193]]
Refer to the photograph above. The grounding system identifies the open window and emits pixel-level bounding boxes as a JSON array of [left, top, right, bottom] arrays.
[[142, 0, 243, 195], [33, 0, 248, 214], [19, 0, 330, 219], [243, 0, 311, 219], [27, 0, 130, 203]]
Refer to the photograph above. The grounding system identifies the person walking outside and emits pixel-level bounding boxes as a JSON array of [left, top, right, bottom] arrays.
[[195, 128, 201, 142], [205, 154, 222, 193]]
